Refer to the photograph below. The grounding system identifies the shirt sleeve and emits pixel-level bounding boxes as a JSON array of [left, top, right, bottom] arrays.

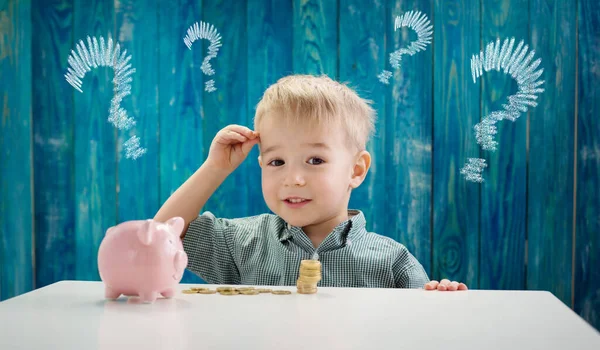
[[393, 248, 431, 289], [181, 211, 241, 284]]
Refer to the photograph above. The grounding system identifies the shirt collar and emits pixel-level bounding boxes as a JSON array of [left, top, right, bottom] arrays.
[[278, 209, 367, 253]]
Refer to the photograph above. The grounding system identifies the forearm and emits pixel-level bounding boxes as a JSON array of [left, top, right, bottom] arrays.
[[154, 161, 230, 233]]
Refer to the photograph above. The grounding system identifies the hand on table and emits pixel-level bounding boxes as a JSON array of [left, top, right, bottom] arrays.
[[424, 279, 468, 291]]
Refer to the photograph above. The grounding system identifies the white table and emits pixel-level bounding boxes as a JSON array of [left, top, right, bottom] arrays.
[[0, 281, 598, 349]]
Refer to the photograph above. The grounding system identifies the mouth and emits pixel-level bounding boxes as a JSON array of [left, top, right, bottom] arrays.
[[283, 197, 312, 208]]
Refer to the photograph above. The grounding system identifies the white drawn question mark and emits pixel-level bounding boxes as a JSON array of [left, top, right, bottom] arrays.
[[183, 21, 222, 93], [461, 37, 545, 182], [378, 11, 433, 84], [64, 35, 147, 160]]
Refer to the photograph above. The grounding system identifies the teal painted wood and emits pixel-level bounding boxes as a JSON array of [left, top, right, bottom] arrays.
[[478, 0, 528, 290], [432, 0, 480, 287], [158, 0, 205, 284], [115, 0, 159, 223], [338, 0, 386, 247], [73, 0, 117, 281], [202, 0, 249, 220], [383, 0, 433, 275], [0, 0, 33, 300], [575, 0, 600, 331], [293, 0, 337, 77], [246, 0, 293, 216], [528, 0, 575, 306], [31, 0, 76, 289]]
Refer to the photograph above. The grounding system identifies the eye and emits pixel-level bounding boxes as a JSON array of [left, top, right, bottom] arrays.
[[268, 159, 285, 166], [307, 157, 324, 165]]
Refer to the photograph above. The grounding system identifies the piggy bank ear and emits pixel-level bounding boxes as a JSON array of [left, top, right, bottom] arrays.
[[137, 222, 153, 245], [166, 217, 185, 237]]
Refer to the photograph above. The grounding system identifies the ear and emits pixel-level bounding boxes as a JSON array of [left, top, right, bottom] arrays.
[[349, 150, 371, 189], [166, 217, 185, 237]]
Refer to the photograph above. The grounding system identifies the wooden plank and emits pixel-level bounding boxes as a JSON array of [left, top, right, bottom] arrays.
[[0, 0, 33, 300], [293, 0, 337, 77], [479, 0, 528, 290], [115, 0, 159, 222], [246, 0, 292, 216], [432, 0, 480, 287], [73, 0, 117, 281], [575, 0, 600, 331], [157, 0, 204, 284], [383, 0, 433, 274], [528, 0, 575, 306], [202, 0, 249, 219], [338, 0, 386, 248], [31, 0, 76, 289]]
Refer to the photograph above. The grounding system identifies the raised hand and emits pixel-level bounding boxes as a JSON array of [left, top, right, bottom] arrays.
[[207, 124, 260, 173]]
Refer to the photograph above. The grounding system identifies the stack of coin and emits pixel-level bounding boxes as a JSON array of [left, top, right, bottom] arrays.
[[296, 259, 321, 294]]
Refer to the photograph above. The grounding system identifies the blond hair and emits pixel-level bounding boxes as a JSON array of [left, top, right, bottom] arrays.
[[253, 74, 376, 150]]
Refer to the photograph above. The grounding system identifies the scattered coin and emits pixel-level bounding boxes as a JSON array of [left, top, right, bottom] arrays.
[[257, 288, 272, 293], [271, 290, 292, 295], [191, 287, 210, 291], [236, 287, 255, 292], [197, 289, 217, 294], [239, 289, 260, 295], [182, 289, 197, 294], [217, 287, 236, 292], [219, 290, 240, 296]]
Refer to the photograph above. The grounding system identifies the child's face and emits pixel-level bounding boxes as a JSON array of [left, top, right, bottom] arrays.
[[258, 117, 363, 230]]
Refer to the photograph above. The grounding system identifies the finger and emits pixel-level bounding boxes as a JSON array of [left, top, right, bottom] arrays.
[[447, 281, 459, 291], [458, 283, 468, 291], [440, 279, 451, 287], [219, 130, 247, 143], [437, 283, 447, 291], [424, 281, 439, 290], [241, 136, 260, 155], [226, 125, 257, 139]]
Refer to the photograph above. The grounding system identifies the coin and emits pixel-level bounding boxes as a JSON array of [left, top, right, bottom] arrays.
[[191, 287, 210, 291], [197, 289, 217, 294], [299, 267, 321, 275], [271, 290, 292, 295], [236, 287, 255, 292], [257, 288, 272, 293], [182, 289, 197, 294], [300, 260, 321, 269], [297, 277, 321, 284], [239, 289, 260, 295], [217, 286, 236, 292], [219, 290, 240, 296]]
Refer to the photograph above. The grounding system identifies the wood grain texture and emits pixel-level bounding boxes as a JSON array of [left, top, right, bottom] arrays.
[[115, 0, 159, 223], [0, 0, 33, 300], [384, 0, 433, 275], [201, 0, 249, 220], [528, 0, 575, 306], [575, 0, 600, 330], [432, 0, 480, 287], [31, 0, 76, 289], [293, 0, 337, 77], [246, 0, 293, 216], [73, 0, 116, 281], [338, 0, 386, 242], [479, 0, 528, 290], [157, 0, 205, 283]]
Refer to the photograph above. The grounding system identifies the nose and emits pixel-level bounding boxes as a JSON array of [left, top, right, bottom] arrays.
[[283, 165, 306, 187]]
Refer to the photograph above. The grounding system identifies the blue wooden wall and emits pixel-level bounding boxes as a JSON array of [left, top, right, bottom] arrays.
[[1, 0, 598, 331]]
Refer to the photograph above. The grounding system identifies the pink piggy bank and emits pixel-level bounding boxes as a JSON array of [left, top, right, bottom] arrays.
[[97, 217, 188, 303]]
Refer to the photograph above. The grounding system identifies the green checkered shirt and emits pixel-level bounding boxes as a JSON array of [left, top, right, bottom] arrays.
[[182, 209, 430, 288]]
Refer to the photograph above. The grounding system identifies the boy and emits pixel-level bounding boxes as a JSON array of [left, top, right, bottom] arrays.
[[155, 75, 467, 291]]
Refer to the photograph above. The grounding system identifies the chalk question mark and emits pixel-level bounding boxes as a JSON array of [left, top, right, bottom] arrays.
[[183, 21, 222, 93], [460, 37, 545, 182], [378, 11, 433, 84], [64, 35, 147, 160]]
